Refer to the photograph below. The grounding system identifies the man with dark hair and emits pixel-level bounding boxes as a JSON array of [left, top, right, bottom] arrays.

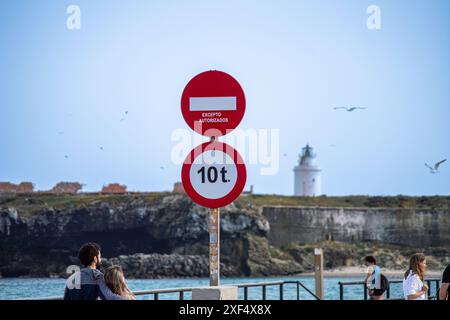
[[64, 242, 124, 300], [439, 264, 449, 301], [78, 242, 101, 267]]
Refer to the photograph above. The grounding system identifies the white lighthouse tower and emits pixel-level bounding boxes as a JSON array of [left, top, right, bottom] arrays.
[[294, 144, 322, 196]]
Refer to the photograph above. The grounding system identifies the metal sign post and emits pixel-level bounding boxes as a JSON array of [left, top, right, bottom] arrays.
[[181, 70, 247, 299], [209, 208, 220, 286]]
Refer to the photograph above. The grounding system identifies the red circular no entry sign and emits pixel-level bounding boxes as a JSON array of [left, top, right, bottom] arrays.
[[181, 70, 246, 137], [181, 141, 247, 208]]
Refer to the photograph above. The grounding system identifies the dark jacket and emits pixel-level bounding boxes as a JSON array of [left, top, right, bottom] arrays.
[[63, 268, 124, 300]]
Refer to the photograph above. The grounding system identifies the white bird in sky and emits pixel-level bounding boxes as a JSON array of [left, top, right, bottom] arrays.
[[333, 107, 367, 112], [425, 159, 447, 174], [120, 111, 129, 122]]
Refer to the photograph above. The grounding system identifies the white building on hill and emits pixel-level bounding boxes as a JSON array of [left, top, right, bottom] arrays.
[[293, 144, 322, 196]]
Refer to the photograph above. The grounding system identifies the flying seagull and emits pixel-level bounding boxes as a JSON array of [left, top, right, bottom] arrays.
[[99, 146, 104, 151], [160, 166, 165, 170], [334, 107, 367, 112], [64, 155, 69, 159], [120, 111, 129, 122], [425, 159, 447, 174]]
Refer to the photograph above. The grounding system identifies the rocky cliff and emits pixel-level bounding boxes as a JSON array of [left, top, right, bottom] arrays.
[[0, 194, 302, 278], [1, 193, 448, 278]]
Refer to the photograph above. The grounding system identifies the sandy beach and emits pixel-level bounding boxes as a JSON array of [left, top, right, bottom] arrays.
[[300, 266, 443, 278]]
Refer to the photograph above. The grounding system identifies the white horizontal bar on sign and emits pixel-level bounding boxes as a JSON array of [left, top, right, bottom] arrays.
[[189, 96, 237, 111]]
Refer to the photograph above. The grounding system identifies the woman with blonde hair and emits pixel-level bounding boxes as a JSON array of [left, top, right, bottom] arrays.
[[104, 266, 136, 300], [402, 253, 428, 300]]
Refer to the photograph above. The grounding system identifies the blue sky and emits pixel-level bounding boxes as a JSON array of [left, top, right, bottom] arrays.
[[0, 0, 449, 195]]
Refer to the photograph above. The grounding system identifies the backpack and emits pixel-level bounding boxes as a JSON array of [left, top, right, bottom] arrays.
[[380, 273, 389, 292]]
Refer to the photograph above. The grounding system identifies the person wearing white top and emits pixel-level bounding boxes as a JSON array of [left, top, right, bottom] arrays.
[[402, 253, 428, 300]]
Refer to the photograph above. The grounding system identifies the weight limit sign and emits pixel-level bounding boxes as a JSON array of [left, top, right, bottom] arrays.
[[181, 141, 247, 208]]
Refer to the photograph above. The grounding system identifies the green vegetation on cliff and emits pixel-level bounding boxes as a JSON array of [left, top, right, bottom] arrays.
[[0, 192, 169, 216], [2, 192, 450, 216], [235, 194, 450, 210]]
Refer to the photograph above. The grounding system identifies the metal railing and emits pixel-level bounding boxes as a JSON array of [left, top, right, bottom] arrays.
[[338, 278, 441, 300], [25, 280, 320, 301], [25, 287, 193, 301], [238, 280, 320, 300]]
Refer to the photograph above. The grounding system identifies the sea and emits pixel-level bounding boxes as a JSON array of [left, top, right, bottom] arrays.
[[0, 275, 429, 300]]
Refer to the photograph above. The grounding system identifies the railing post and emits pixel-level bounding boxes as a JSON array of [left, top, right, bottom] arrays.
[[426, 280, 431, 297], [386, 284, 390, 299], [262, 285, 266, 300], [436, 280, 440, 297], [363, 283, 368, 300], [179, 291, 184, 300], [279, 284, 284, 300], [244, 287, 248, 300], [297, 282, 300, 300], [154, 293, 159, 300], [339, 282, 344, 300]]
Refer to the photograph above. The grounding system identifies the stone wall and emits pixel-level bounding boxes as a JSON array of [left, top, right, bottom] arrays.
[[262, 206, 450, 247]]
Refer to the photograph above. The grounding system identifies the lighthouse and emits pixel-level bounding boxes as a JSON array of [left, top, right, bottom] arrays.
[[294, 144, 322, 196]]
